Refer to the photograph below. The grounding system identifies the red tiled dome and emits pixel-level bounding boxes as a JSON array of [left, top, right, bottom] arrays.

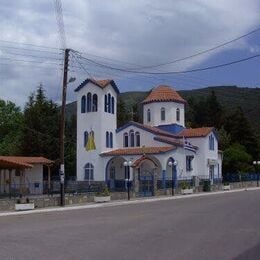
[[142, 85, 186, 104]]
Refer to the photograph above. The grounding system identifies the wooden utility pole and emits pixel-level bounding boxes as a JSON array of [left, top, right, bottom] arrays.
[[60, 48, 70, 206]]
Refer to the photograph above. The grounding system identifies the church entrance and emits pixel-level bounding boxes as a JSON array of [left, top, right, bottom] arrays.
[[133, 155, 161, 197], [139, 169, 154, 197]]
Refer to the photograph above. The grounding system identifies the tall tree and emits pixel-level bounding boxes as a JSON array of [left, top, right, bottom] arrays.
[[0, 100, 23, 155], [21, 85, 60, 160]]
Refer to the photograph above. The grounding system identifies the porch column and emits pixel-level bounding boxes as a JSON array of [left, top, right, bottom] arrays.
[[3, 169, 6, 193], [9, 169, 12, 198], [47, 166, 51, 194], [19, 170, 23, 195]]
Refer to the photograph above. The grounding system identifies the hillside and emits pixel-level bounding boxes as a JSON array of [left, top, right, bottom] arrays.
[[66, 86, 260, 135]]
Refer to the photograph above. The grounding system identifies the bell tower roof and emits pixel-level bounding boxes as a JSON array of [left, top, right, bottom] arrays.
[[142, 85, 186, 104], [74, 78, 120, 94]]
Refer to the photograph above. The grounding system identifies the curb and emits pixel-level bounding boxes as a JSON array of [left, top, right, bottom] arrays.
[[0, 187, 259, 217]]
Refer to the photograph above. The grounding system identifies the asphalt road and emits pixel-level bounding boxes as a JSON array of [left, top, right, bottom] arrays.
[[0, 190, 260, 260]]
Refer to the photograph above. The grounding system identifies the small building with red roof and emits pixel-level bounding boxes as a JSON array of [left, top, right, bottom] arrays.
[[75, 79, 222, 196], [0, 156, 53, 196]]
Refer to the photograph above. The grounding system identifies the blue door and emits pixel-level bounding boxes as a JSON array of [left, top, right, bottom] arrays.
[[139, 170, 154, 197]]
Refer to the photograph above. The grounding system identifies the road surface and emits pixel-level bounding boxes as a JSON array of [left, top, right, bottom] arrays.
[[0, 190, 260, 260]]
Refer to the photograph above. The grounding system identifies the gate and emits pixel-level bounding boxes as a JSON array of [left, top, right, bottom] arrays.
[[139, 170, 154, 197]]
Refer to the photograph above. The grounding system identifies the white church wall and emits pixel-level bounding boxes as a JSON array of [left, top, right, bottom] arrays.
[[143, 102, 185, 127], [76, 82, 118, 181], [116, 125, 168, 148]]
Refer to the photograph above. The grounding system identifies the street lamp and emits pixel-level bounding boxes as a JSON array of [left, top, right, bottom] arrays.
[[253, 160, 260, 187], [168, 160, 178, 196], [124, 160, 132, 200]]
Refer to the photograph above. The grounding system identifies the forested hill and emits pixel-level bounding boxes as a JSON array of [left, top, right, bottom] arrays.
[[66, 85, 260, 135]]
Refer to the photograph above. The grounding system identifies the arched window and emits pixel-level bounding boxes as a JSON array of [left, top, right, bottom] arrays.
[[81, 95, 86, 113], [104, 95, 107, 112], [161, 107, 165, 121], [124, 132, 128, 147], [130, 130, 135, 147], [209, 135, 214, 150], [135, 132, 140, 147], [92, 94, 98, 112], [108, 93, 111, 113], [147, 109, 151, 122], [84, 163, 94, 180], [110, 132, 113, 148], [106, 131, 109, 148], [87, 92, 92, 112], [84, 131, 88, 147], [111, 96, 115, 114], [176, 108, 180, 122]]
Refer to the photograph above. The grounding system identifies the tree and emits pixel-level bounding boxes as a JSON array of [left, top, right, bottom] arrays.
[[0, 99, 23, 155], [217, 127, 231, 151], [223, 143, 253, 174], [117, 97, 129, 127], [224, 107, 259, 158], [21, 85, 60, 160], [206, 91, 223, 129]]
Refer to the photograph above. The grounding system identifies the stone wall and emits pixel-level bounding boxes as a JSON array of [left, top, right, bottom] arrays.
[[0, 181, 259, 212]]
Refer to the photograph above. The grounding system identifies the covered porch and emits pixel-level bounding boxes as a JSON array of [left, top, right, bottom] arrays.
[[0, 156, 53, 197]]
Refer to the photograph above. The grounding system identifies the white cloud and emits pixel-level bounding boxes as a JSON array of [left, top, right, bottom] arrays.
[[0, 0, 260, 107]]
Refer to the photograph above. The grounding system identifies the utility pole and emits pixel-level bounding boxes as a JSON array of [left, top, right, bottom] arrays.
[[60, 48, 70, 206]]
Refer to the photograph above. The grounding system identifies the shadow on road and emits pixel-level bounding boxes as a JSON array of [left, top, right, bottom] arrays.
[[233, 242, 260, 260]]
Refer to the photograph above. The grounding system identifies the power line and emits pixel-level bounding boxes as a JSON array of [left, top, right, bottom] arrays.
[[53, 0, 67, 50], [0, 39, 59, 50], [0, 57, 62, 65], [72, 49, 260, 75], [131, 26, 260, 70], [1, 51, 63, 61], [0, 45, 62, 55]]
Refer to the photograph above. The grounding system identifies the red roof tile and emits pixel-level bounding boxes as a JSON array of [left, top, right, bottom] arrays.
[[177, 127, 214, 138], [101, 146, 176, 156], [75, 78, 120, 94], [142, 85, 186, 104], [0, 156, 53, 168], [0, 157, 33, 169]]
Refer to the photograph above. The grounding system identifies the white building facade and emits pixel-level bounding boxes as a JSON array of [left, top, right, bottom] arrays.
[[75, 79, 222, 196]]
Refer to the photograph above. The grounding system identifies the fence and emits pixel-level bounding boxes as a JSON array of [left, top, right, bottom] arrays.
[[223, 172, 259, 183], [0, 172, 259, 198]]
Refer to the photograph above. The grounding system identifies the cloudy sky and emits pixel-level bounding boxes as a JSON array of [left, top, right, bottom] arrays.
[[0, 0, 260, 108]]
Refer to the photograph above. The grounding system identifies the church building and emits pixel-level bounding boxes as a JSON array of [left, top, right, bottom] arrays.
[[75, 79, 222, 196]]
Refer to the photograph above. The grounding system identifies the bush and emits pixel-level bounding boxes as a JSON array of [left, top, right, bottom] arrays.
[[203, 180, 211, 192], [181, 181, 190, 190], [95, 186, 110, 197]]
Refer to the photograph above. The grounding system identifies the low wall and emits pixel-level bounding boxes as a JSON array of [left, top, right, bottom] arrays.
[[0, 181, 259, 212]]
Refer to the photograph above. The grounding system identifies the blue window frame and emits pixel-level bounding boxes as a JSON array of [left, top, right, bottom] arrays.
[[87, 92, 92, 112], [209, 135, 214, 150], [130, 130, 135, 147], [135, 132, 140, 147], [124, 133, 128, 147], [106, 131, 109, 148], [108, 94, 111, 113], [84, 163, 94, 180], [111, 96, 115, 114], [147, 109, 151, 122], [176, 108, 180, 122], [110, 132, 113, 148], [92, 94, 98, 112], [81, 95, 86, 113], [104, 95, 107, 112], [84, 131, 88, 147], [161, 107, 165, 121], [186, 156, 193, 171]]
